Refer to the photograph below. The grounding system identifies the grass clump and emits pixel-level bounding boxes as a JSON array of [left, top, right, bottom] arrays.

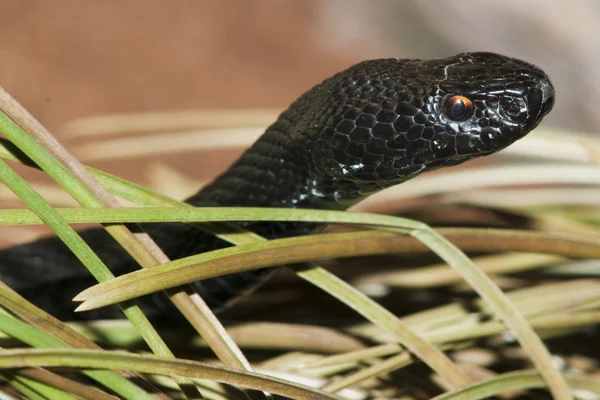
[[0, 95, 599, 399]]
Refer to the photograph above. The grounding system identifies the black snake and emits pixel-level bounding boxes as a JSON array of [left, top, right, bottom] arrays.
[[0, 52, 554, 320]]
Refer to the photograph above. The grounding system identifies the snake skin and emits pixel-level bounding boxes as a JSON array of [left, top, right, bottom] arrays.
[[0, 52, 554, 320]]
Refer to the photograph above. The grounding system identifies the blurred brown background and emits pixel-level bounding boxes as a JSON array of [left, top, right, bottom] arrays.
[[0, 1, 378, 131], [0, 0, 597, 236], [2, 0, 597, 132]]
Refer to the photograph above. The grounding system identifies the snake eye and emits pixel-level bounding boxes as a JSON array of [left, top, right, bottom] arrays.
[[442, 95, 474, 122]]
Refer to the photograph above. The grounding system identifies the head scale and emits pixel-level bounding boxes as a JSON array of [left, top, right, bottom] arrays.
[[304, 52, 554, 205]]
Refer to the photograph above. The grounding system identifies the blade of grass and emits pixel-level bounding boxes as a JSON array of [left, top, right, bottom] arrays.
[[67, 233, 416, 305], [354, 164, 600, 212], [62, 109, 277, 137], [71, 128, 261, 161], [354, 252, 565, 288], [503, 129, 595, 163], [442, 187, 600, 208], [0, 348, 344, 400], [74, 228, 600, 304], [322, 350, 414, 394], [201, 323, 364, 353]]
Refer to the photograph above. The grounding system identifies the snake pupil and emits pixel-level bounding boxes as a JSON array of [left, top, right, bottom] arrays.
[[443, 95, 474, 122]]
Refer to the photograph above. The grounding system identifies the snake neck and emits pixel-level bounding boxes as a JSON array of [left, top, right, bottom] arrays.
[[185, 112, 378, 211], [185, 92, 361, 211], [184, 130, 373, 212], [185, 131, 313, 209]]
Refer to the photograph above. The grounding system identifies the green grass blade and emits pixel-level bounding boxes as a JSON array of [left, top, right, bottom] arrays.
[[5, 375, 48, 400], [9, 376, 76, 400]]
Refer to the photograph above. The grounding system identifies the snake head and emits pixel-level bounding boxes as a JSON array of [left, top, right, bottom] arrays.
[[305, 52, 554, 204], [421, 51, 554, 159]]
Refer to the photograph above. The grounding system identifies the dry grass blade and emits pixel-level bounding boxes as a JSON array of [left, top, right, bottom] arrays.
[[502, 129, 596, 163], [75, 228, 600, 305], [221, 323, 364, 353], [442, 187, 600, 208], [62, 109, 278, 137], [322, 351, 413, 394], [71, 128, 262, 161], [355, 164, 600, 211], [355, 252, 565, 288]]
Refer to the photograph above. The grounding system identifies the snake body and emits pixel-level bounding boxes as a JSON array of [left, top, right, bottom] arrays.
[[0, 52, 554, 320]]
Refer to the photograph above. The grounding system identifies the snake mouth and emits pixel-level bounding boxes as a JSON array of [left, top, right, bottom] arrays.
[[427, 152, 476, 167], [386, 152, 480, 179], [416, 148, 499, 171]]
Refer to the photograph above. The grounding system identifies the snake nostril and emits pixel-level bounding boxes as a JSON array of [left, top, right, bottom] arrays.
[[526, 89, 543, 118]]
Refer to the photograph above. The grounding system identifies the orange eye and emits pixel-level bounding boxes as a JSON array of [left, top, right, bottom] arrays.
[[442, 95, 474, 121]]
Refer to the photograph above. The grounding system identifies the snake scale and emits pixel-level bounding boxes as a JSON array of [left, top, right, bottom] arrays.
[[0, 52, 554, 320]]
